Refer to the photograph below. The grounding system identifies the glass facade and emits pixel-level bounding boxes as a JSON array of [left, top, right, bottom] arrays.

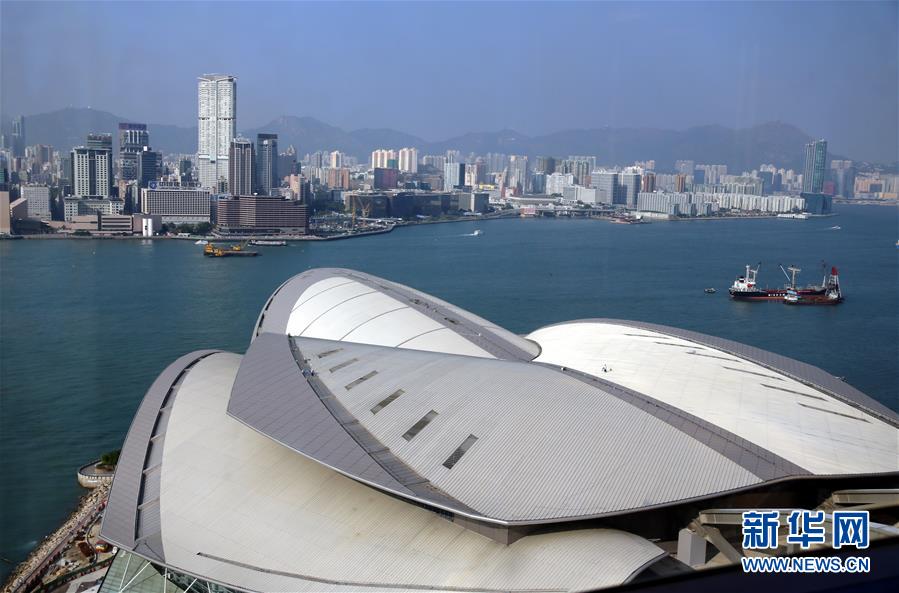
[[99, 551, 244, 593]]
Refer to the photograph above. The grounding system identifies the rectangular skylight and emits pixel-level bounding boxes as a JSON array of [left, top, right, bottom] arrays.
[[329, 358, 358, 373], [402, 410, 438, 441], [345, 370, 378, 390], [442, 434, 478, 469], [371, 389, 404, 414]]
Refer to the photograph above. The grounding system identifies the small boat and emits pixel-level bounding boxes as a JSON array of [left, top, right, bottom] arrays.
[[204, 241, 260, 257], [471, 229, 483, 236], [827, 226, 841, 230], [249, 239, 287, 246], [195, 239, 208, 245], [704, 288, 716, 294]]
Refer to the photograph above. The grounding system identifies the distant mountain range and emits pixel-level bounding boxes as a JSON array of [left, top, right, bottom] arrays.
[[1, 107, 844, 172]]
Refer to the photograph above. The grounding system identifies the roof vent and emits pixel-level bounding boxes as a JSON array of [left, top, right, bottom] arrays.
[[371, 389, 404, 414], [402, 410, 438, 441], [442, 435, 478, 469]]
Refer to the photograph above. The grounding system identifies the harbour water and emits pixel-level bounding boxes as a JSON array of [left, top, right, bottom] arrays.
[[1, 204, 897, 578]]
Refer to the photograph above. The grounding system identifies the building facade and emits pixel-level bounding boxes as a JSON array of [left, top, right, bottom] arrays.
[[802, 139, 827, 193], [228, 138, 255, 197], [71, 146, 113, 197], [140, 183, 212, 224], [21, 184, 52, 219], [216, 195, 308, 234], [256, 133, 278, 196], [197, 74, 237, 189]]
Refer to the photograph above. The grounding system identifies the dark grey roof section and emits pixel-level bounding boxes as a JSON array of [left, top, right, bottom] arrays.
[[251, 268, 538, 361], [543, 363, 810, 481], [100, 350, 221, 560], [227, 333, 410, 492], [544, 319, 899, 427], [227, 333, 482, 520]]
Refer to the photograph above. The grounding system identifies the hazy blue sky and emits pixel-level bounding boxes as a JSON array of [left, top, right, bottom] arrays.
[[1, 1, 896, 161]]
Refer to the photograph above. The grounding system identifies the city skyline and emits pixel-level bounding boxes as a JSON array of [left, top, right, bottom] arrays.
[[1, 1, 896, 162]]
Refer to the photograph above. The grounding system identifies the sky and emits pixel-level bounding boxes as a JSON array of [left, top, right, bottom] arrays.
[[1, 1, 897, 162]]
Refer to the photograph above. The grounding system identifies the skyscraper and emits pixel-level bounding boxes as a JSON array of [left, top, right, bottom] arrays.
[[255, 133, 278, 196], [228, 138, 255, 196], [86, 133, 113, 152], [802, 139, 827, 193], [619, 172, 642, 207], [11, 116, 25, 158], [830, 160, 855, 198], [197, 74, 237, 190], [71, 146, 112, 197], [592, 171, 619, 205], [119, 123, 149, 181]]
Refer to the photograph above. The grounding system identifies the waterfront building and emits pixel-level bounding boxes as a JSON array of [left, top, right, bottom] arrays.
[[0, 191, 11, 232], [443, 162, 465, 191], [802, 139, 827, 193], [228, 138, 255, 196], [830, 159, 855, 198], [562, 185, 597, 204], [140, 183, 212, 224], [71, 146, 113, 197], [619, 171, 642, 207], [256, 133, 278, 196], [215, 195, 308, 234], [458, 191, 489, 213], [63, 197, 124, 221], [398, 147, 418, 173], [197, 74, 237, 189], [546, 172, 574, 195], [592, 171, 619, 204], [99, 268, 899, 593], [20, 184, 51, 219]]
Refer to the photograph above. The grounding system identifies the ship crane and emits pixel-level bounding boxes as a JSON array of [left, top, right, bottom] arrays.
[[779, 264, 802, 289]]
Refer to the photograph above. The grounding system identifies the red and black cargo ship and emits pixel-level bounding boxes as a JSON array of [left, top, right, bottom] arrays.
[[728, 264, 827, 301]]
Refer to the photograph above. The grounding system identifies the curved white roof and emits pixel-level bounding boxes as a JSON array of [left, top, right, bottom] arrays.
[[154, 353, 666, 592], [528, 320, 899, 476], [102, 269, 899, 592]]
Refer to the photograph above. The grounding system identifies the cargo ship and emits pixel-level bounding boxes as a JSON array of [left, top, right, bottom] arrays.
[[728, 264, 826, 301], [204, 242, 259, 257], [784, 267, 843, 305]]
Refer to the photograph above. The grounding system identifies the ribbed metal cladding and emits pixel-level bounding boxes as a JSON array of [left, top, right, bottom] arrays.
[[226, 333, 410, 495], [100, 349, 221, 559], [297, 336, 771, 522], [564, 318, 899, 428]]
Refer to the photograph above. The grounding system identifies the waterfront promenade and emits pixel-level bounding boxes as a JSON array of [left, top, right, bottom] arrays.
[[1, 483, 110, 593]]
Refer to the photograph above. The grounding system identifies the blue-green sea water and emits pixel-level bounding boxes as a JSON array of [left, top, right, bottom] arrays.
[[1, 204, 897, 577]]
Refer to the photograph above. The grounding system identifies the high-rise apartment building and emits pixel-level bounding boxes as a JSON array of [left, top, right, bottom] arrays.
[[329, 150, 344, 169], [71, 146, 113, 197], [802, 139, 827, 193], [229, 138, 255, 196], [398, 148, 418, 173], [119, 123, 149, 181], [256, 133, 278, 196], [371, 149, 398, 169], [197, 74, 237, 189]]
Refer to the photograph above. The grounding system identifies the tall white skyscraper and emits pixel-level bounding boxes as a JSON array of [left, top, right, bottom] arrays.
[[197, 74, 237, 190]]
